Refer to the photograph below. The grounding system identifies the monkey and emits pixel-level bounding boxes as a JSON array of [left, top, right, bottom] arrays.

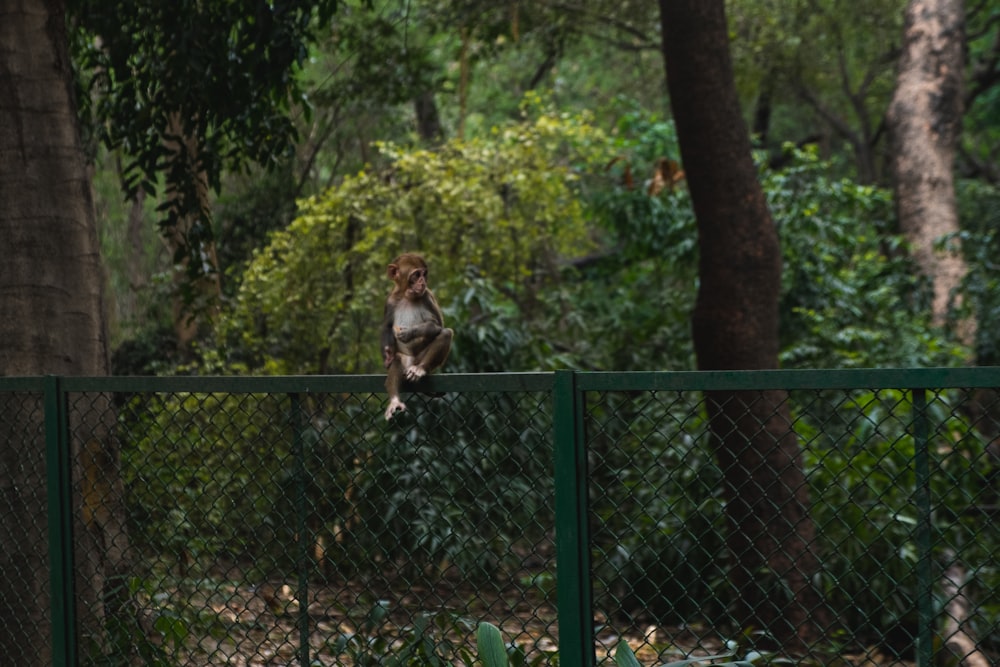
[[381, 253, 453, 420]]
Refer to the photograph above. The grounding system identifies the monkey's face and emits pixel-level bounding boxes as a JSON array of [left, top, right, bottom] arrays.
[[406, 268, 428, 299]]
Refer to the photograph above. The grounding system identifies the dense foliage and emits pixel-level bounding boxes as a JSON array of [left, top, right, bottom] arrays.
[[74, 0, 1000, 661], [71, 0, 340, 272], [213, 106, 968, 376], [768, 148, 964, 368], [220, 101, 612, 374]]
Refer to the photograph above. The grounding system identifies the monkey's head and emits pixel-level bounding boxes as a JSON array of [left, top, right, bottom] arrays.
[[387, 253, 430, 300]]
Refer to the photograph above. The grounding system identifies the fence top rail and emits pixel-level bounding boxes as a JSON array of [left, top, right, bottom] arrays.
[[574, 367, 1000, 391], [0, 377, 47, 391], [1, 367, 999, 394], [0, 372, 555, 394]]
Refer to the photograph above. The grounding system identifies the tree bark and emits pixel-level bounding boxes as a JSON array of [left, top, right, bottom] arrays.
[[0, 0, 108, 377], [659, 0, 828, 652], [887, 0, 971, 344], [940, 555, 991, 667], [414, 90, 445, 144], [163, 112, 221, 349], [0, 0, 125, 663]]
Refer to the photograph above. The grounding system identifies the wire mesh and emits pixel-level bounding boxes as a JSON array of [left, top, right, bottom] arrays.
[[0, 389, 50, 665], [584, 384, 1000, 666], [70, 385, 557, 666], [0, 372, 997, 666]]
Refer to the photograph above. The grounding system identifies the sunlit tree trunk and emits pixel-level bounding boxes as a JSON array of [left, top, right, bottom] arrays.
[[891, 7, 994, 664], [0, 0, 126, 662], [887, 0, 972, 345], [659, 0, 828, 652]]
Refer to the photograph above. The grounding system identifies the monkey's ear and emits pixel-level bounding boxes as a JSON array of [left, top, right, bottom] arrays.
[[387, 263, 399, 280]]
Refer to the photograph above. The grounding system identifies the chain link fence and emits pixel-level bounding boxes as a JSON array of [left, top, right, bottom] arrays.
[[1, 370, 998, 666]]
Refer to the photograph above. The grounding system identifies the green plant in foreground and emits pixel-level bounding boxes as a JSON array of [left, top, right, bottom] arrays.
[[476, 621, 556, 667], [477, 622, 509, 667], [614, 638, 791, 667], [478, 622, 801, 667], [328, 599, 480, 666]]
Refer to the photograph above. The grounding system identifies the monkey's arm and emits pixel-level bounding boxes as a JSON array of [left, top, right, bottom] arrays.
[[381, 301, 398, 367], [395, 320, 443, 343]]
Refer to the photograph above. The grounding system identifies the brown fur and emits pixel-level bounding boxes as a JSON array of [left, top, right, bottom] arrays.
[[381, 254, 453, 420]]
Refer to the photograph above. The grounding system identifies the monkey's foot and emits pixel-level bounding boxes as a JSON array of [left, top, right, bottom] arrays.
[[385, 397, 407, 421], [404, 365, 427, 381]]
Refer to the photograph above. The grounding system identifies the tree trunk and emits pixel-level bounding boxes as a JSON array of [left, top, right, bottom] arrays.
[[940, 554, 992, 667], [458, 26, 470, 140], [164, 112, 221, 350], [0, 0, 108, 380], [0, 0, 126, 662], [414, 90, 444, 144], [658, 0, 828, 652], [125, 187, 149, 323], [887, 0, 971, 344]]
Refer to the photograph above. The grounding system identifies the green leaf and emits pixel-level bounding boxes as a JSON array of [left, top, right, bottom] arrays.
[[660, 654, 737, 667], [476, 621, 509, 667], [614, 641, 642, 667]]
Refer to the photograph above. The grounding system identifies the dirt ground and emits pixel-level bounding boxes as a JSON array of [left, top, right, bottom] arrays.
[[138, 572, 927, 666]]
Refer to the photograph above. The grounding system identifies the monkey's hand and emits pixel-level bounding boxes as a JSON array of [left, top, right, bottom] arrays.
[[385, 396, 407, 420], [395, 323, 440, 343], [383, 346, 395, 368], [404, 365, 427, 381], [394, 325, 414, 343]]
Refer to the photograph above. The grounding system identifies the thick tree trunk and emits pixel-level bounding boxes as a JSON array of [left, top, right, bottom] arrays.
[[659, 0, 828, 652], [887, 0, 971, 344], [0, 0, 126, 663], [0, 0, 108, 378]]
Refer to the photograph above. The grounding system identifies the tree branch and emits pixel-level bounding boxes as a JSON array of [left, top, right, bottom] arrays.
[[544, 1, 654, 44]]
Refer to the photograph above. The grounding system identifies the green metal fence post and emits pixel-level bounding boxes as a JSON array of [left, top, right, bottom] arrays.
[[911, 388, 933, 667], [290, 392, 311, 667], [44, 375, 77, 666], [553, 370, 594, 667]]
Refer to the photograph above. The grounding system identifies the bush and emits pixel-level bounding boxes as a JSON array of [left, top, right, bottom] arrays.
[[221, 100, 613, 375]]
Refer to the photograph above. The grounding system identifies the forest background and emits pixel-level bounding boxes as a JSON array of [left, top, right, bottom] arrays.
[[79, 0, 1000, 379]]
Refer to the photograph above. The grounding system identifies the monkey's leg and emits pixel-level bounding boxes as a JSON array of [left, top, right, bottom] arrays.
[[384, 360, 408, 420], [406, 328, 453, 380]]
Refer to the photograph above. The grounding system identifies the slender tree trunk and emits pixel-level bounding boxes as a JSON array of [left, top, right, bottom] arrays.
[[887, 0, 971, 344], [125, 188, 149, 318], [414, 90, 444, 144], [659, 0, 828, 652], [164, 112, 221, 349], [458, 26, 470, 140], [940, 553, 991, 667], [0, 0, 126, 662]]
